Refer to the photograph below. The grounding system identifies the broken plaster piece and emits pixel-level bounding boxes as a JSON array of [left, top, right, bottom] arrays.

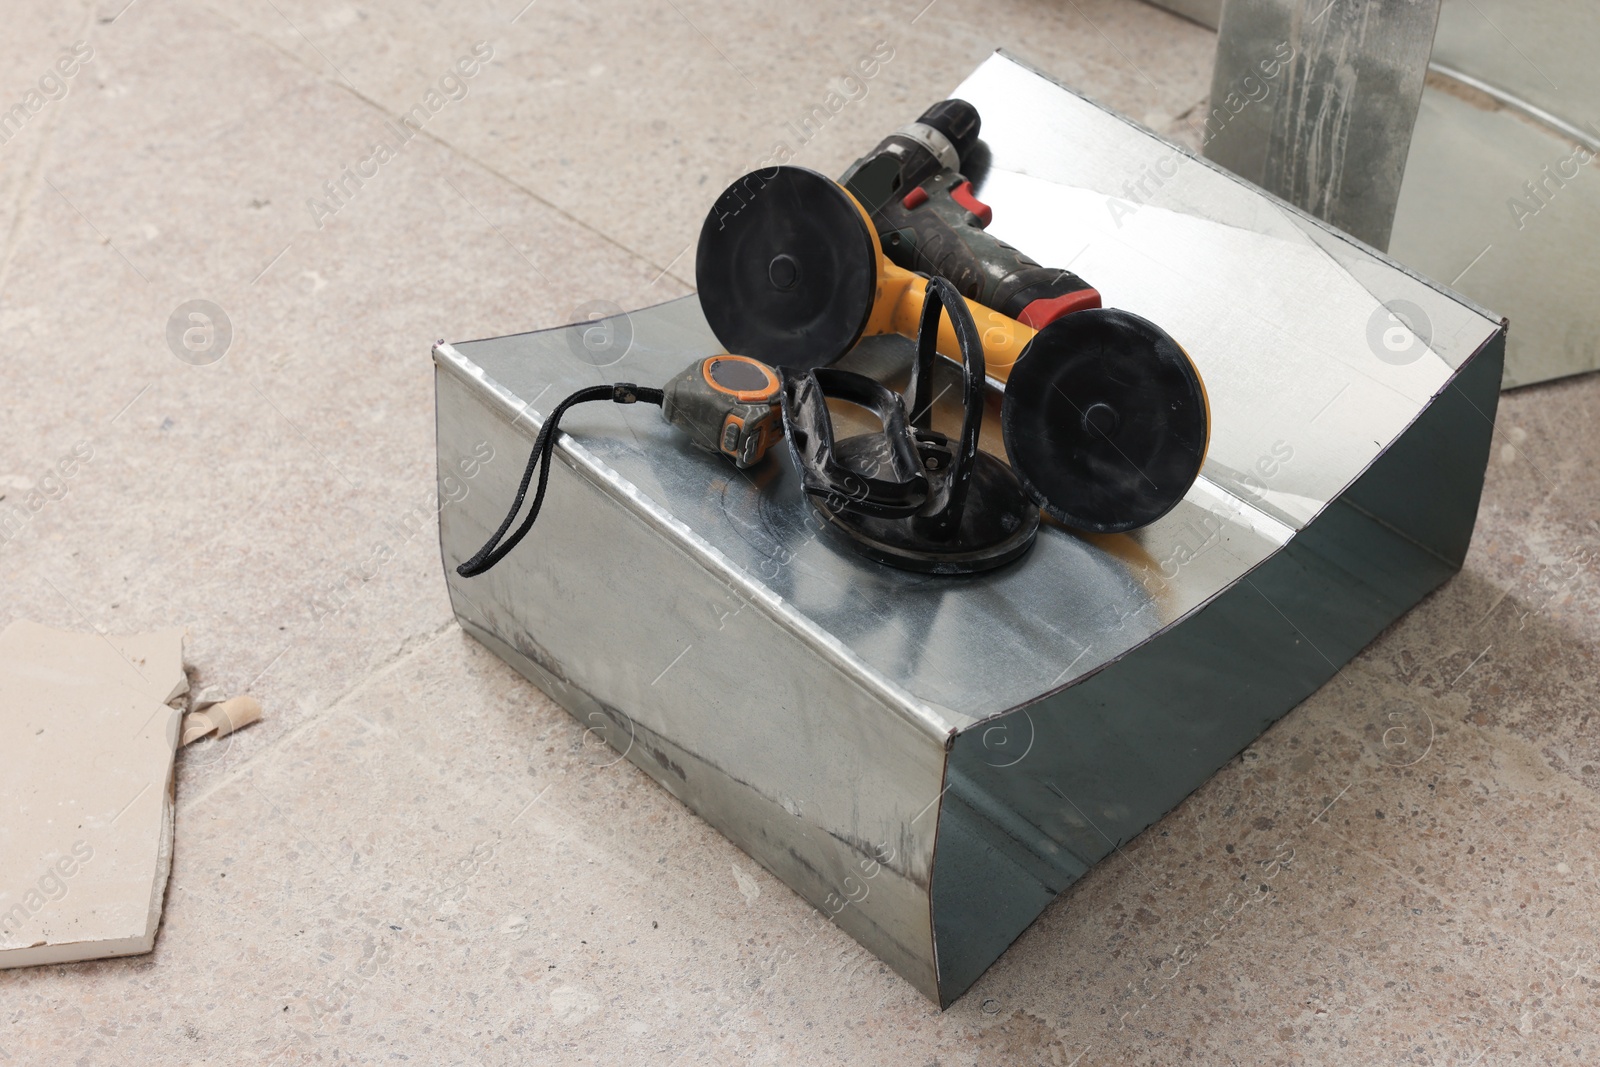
[[0, 620, 188, 704], [187, 684, 228, 712], [0, 674, 180, 969], [180, 695, 262, 746]]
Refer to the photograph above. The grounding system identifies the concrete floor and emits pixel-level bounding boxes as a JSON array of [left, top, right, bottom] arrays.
[[2, 0, 1598, 1063]]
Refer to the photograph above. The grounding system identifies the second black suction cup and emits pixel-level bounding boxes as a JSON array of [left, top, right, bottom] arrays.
[[1002, 309, 1209, 533], [778, 276, 1039, 575], [695, 166, 879, 371]]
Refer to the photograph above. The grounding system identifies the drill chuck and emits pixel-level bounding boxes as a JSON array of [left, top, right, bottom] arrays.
[[915, 99, 980, 160]]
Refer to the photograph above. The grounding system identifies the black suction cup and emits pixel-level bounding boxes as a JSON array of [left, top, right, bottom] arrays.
[[815, 440, 1037, 575], [778, 275, 1039, 575], [695, 166, 878, 371], [1002, 309, 1209, 533]]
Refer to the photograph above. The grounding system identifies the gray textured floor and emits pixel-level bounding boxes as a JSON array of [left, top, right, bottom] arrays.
[[3, 1, 1598, 1064]]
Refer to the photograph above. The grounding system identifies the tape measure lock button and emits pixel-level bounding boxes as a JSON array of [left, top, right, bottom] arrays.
[[720, 413, 744, 455], [738, 429, 762, 466]]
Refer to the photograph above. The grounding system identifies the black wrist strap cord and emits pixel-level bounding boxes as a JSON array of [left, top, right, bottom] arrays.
[[456, 383, 664, 577]]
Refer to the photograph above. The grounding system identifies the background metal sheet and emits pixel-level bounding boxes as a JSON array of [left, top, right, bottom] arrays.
[[1147, 0, 1595, 385], [1203, 0, 1443, 251]]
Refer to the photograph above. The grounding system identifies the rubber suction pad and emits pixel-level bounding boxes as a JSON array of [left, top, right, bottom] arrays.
[[1002, 309, 1209, 533], [696, 166, 878, 371], [816, 436, 1039, 575]]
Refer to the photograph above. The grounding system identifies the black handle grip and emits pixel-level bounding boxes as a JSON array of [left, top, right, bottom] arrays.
[[874, 170, 1097, 324]]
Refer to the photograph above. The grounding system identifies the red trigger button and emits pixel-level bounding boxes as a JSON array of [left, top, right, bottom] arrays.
[[950, 181, 993, 227], [901, 186, 929, 210]]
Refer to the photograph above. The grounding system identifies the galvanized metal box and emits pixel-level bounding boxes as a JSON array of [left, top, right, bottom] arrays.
[[433, 53, 1505, 1005]]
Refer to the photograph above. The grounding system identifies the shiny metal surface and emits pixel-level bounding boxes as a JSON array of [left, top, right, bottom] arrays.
[[1192, 0, 1595, 385], [1390, 79, 1600, 387], [1204, 0, 1443, 251], [436, 344, 949, 998], [955, 55, 1490, 528], [434, 52, 1504, 1006], [1388, 0, 1600, 388], [1431, 0, 1598, 143]]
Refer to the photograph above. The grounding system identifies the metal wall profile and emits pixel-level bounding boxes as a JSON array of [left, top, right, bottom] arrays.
[[434, 53, 1505, 1005], [1204, 0, 1443, 252], [1183, 0, 1599, 387]]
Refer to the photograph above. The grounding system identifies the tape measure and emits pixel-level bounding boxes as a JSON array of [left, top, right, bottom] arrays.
[[661, 355, 783, 469]]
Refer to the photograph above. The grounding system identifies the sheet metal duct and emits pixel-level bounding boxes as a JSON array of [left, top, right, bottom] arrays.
[[433, 52, 1504, 1005]]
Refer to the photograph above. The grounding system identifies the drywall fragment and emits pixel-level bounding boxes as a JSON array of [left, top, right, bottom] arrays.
[[0, 620, 187, 704], [0, 673, 180, 969], [180, 695, 262, 745], [187, 684, 228, 712]]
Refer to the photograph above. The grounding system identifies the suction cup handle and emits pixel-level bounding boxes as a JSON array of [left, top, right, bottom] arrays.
[[778, 367, 928, 518], [908, 276, 987, 534], [866, 259, 1036, 383]]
